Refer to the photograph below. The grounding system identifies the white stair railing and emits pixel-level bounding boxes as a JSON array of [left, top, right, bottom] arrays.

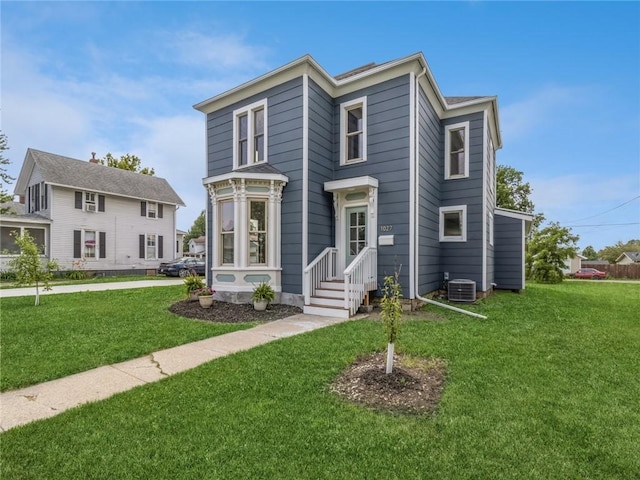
[[303, 247, 338, 305], [343, 247, 377, 316]]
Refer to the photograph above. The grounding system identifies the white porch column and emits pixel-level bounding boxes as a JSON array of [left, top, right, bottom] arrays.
[[237, 179, 247, 268], [206, 184, 219, 268]]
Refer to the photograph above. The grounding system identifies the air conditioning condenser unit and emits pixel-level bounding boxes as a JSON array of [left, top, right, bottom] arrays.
[[448, 279, 476, 303]]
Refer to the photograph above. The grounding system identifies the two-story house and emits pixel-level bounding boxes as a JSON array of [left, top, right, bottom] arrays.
[[1, 149, 185, 274], [195, 52, 532, 317]]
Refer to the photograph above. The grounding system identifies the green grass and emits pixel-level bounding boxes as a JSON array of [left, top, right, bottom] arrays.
[[2, 282, 639, 479], [0, 286, 255, 391], [0, 274, 175, 289]]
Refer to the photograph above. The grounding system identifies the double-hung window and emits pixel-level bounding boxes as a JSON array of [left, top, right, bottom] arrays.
[[220, 200, 235, 265], [445, 122, 470, 179], [248, 201, 267, 265], [340, 97, 367, 165], [234, 99, 267, 169], [439, 205, 467, 242]]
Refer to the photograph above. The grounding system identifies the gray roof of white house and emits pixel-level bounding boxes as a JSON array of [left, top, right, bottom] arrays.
[[621, 252, 640, 262], [22, 149, 185, 206]]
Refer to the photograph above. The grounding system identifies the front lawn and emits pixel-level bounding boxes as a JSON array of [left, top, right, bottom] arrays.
[[0, 286, 255, 391], [2, 282, 639, 479]]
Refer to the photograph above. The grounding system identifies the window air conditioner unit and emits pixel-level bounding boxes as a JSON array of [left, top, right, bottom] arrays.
[[86, 204, 96, 212], [448, 279, 476, 303]]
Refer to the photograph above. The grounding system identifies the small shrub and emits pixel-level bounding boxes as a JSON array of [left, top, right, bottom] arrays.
[[183, 274, 205, 298], [0, 270, 17, 281], [251, 282, 275, 303]]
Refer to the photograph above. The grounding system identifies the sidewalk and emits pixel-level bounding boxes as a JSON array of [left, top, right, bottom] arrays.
[[0, 278, 184, 298], [0, 312, 351, 432]]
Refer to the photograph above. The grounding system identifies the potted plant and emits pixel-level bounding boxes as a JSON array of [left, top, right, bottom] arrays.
[[184, 274, 205, 300], [196, 286, 215, 308], [251, 282, 275, 311]]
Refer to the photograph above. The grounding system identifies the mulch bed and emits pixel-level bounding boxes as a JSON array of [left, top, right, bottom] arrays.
[[331, 352, 447, 416], [169, 299, 302, 323]]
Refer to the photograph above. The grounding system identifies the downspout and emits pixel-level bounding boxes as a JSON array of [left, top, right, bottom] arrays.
[[413, 66, 487, 321], [415, 293, 487, 319]]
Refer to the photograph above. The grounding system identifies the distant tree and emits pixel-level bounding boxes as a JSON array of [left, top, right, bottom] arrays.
[[581, 245, 598, 261], [8, 231, 59, 306], [184, 210, 206, 252], [100, 153, 155, 176], [597, 239, 640, 264], [0, 131, 15, 213], [526, 222, 579, 284], [496, 164, 545, 229]]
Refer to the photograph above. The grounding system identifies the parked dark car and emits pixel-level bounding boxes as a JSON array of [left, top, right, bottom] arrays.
[[572, 268, 606, 280], [158, 257, 206, 277]]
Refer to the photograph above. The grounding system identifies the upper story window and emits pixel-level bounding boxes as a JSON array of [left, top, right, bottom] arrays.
[[233, 99, 267, 169], [445, 121, 470, 179], [27, 182, 47, 213], [75, 191, 105, 212], [340, 97, 367, 165], [140, 201, 163, 219], [439, 205, 467, 242]]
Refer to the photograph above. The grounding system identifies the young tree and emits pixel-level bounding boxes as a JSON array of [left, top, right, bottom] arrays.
[[0, 131, 15, 213], [526, 222, 578, 284], [496, 164, 544, 229], [184, 210, 206, 252], [381, 272, 402, 374], [8, 231, 59, 306], [597, 239, 640, 264], [581, 245, 598, 261], [100, 153, 155, 176]]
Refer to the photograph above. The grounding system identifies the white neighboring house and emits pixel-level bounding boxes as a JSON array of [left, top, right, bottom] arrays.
[[1, 149, 185, 274], [188, 235, 206, 256], [562, 254, 586, 275], [615, 252, 640, 265]]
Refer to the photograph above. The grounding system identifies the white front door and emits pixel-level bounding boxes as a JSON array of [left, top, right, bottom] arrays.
[[345, 205, 367, 267]]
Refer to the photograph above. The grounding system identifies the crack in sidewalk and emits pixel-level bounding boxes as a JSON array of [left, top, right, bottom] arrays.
[[149, 354, 169, 377], [19, 393, 58, 411]]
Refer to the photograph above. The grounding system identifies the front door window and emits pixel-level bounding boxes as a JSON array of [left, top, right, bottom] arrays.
[[345, 206, 367, 266]]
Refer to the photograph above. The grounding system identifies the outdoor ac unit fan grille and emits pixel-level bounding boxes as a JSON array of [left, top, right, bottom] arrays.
[[448, 279, 476, 303]]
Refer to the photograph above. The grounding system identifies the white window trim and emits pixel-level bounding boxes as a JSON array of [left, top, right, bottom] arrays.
[[248, 200, 268, 266], [147, 201, 158, 219], [439, 205, 467, 242], [340, 96, 367, 166], [83, 229, 98, 260], [219, 200, 235, 266], [444, 121, 470, 180], [232, 98, 268, 170], [145, 233, 158, 260]]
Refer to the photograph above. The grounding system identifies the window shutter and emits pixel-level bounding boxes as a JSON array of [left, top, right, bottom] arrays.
[[98, 195, 105, 212], [44, 184, 48, 210], [140, 201, 146, 217], [158, 235, 164, 259], [99, 232, 106, 258], [139, 234, 145, 259], [158, 204, 163, 219], [73, 230, 81, 258], [75, 191, 83, 209]]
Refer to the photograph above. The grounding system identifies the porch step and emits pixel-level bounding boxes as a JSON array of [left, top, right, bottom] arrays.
[[319, 280, 345, 290], [315, 287, 344, 299], [308, 295, 344, 308], [303, 304, 350, 319]]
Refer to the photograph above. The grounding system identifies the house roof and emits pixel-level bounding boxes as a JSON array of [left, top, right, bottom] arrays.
[[616, 252, 640, 263], [193, 52, 502, 149], [15, 149, 185, 206], [189, 236, 206, 244]]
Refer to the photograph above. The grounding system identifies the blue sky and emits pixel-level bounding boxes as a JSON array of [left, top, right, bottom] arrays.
[[2, 1, 638, 251]]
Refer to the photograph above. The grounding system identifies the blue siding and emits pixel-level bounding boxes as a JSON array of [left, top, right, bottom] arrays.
[[417, 86, 442, 294], [440, 111, 485, 287], [494, 214, 525, 290], [334, 75, 412, 293], [307, 79, 334, 264]]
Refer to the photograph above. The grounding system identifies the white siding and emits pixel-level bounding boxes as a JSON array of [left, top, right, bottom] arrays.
[[50, 186, 177, 270]]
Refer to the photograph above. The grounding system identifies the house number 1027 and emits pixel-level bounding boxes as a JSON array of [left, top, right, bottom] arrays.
[[380, 225, 393, 232]]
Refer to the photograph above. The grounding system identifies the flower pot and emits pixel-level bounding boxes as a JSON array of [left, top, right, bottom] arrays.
[[198, 295, 214, 308], [253, 299, 268, 311], [189, 292, 199, 301]]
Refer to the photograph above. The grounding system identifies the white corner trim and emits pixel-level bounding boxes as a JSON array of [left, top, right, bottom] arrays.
[[408, 71, 416, 299], [482, 110, 488, 291], [302, 73, 309, 275]]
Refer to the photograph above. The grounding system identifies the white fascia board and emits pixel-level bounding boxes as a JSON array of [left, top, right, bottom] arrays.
[[0, 215, 52, 225], [495, 207, 534, 221], [44, 182, 185, 207], [324, 176, 378, 192], [202, 171, 289, 186], [14, 152, 36, 195]]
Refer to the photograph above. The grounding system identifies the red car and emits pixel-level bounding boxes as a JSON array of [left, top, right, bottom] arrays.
[[573, 268, 606, 280]]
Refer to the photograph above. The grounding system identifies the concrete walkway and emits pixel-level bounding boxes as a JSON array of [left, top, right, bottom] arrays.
[[0, 312, 351, 432], [0, 278, 184, 298]]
